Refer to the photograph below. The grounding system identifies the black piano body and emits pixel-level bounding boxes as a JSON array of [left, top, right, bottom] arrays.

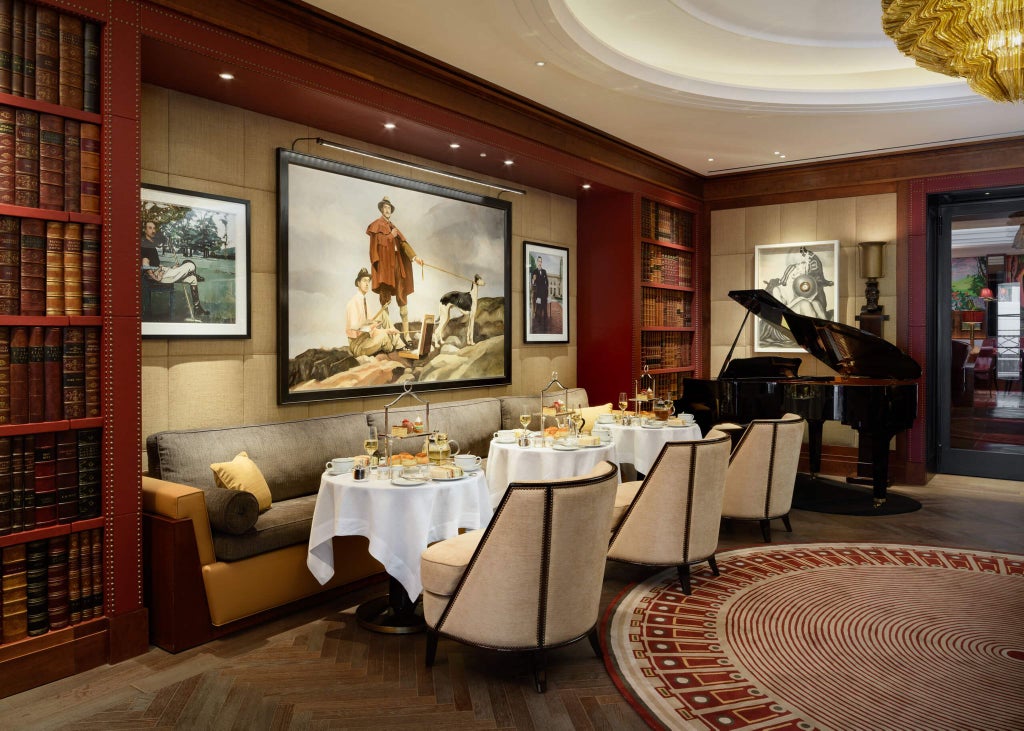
[[677, 289, 920, 504]]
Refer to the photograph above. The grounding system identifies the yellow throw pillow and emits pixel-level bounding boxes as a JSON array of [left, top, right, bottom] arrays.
[[210, 451, 272, 512], [578, 403, 613, 434]]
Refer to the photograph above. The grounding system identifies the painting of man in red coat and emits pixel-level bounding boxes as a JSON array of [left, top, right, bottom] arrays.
[[367, 196, 424, 341]]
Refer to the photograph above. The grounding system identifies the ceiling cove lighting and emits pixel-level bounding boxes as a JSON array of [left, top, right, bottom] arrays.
[[306, 138, 526, 195], [882, 0, 1024, 103]]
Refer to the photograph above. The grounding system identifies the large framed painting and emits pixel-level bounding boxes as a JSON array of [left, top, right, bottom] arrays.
[[753, 240, 839, 352], [277, 148, 512, 404], [140, 185, 250, 338], [523, 241, 569, 343]]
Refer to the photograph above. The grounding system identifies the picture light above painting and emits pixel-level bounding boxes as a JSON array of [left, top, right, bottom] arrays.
[[276, 148, 512, 404]]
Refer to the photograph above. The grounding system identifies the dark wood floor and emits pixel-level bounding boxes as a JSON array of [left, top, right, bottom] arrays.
[[1, 474, 1022, 730]]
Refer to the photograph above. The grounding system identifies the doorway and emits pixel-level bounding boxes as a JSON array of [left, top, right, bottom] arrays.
[[931, 188, 1024, 480]]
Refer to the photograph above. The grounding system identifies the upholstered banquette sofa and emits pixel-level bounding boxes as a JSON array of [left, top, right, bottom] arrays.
[[142, 389, 595, 652]]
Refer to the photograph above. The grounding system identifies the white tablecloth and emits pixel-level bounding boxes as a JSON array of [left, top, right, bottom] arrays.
[[603, 422, 702, 475], [485, 440, 617, 507], [306, 469, 492, 600]]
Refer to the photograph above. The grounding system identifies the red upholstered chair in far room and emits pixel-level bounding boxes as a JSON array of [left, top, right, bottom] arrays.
[[973, 346, 997, 395]]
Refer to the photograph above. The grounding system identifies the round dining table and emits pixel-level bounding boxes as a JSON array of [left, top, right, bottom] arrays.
[[485, 439, 617, 507], [601, 421, 702, 475], [307, 467, 492, 632]]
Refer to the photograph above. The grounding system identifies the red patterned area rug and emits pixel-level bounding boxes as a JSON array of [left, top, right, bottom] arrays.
[[601, 544, 1024, 731]]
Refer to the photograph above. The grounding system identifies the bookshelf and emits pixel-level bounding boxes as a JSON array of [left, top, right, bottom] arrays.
[[0, 0, 141, 700], [578, 191, 702, 406]]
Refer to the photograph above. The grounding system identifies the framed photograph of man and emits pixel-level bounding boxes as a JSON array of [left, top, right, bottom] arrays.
[[277, 148, 512, 404], [140, 185, 251, 338], [524, 241, 569, 344], [752, 240, 839, 352]]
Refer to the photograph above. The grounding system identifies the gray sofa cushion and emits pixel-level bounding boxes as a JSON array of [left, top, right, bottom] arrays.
[[146, 412, 370, 502], [204, 487, 260, 535], [499, 388, 590, 431], [212, 494, 319, 561], [367, 397, 502, 461]]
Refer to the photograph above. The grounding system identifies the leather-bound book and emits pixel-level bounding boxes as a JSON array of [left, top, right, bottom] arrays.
[[22, 2, 34, 98], [82, 21, 98, 113], [80, 223, 98, 315], [27, 325, 43, 422], [0, 0, 12, 95], [37, 113, 64, 211], [0, 215, 19, 315], [63, 118, 79, 212], [33, 4, 58, 105], [67, 530, 80, 623], [63, 222, 82, 315], [55, 428, 76, 523], [2, 542, 28, 643], [89, 527, 101, 616], [0, 437, 10, 534], [18, 218, 45, 315], [13, 107, 38, 208], [78, 122, 99, 214], [0, 104, 15, 204], [83, 326, 98, 417], [44, 220, 63, 315], [9, 326, 28, 423], [61, 326, 84, 419], [31, 431, 55, 527], [76, 426, 99, 519], [77, 527, 91, 617], [9, 434, 22, 531], [57, 13, 82, 110], [0, 326, 10, 425], [10, 0, 23, 97], [43, 326, 61, 422], [46, 533, 68, 629], [25, 539, 48, 636], [20, 432, 32, 529]]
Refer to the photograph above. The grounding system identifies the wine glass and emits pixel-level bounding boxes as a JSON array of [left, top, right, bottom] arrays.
[[519, 412, 532, 436], [618, 391, 629, 417], [364, 427, 379, 476]]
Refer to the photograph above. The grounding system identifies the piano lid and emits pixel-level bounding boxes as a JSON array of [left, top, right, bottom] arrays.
[[729, 289, 922, 380]]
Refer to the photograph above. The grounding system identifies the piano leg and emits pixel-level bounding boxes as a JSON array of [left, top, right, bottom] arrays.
[[869, 433, 892, 506], [807, 420, 824, 475]]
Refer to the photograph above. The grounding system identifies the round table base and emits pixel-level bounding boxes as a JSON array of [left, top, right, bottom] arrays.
[[355, 594, 425, 634]]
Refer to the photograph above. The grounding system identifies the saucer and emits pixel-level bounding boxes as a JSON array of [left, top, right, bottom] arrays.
[[458, 465, 482, 473]]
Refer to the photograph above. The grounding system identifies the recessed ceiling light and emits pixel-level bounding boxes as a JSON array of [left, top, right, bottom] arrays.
[[707, 157, 714, 162], [773, 151, 781, 156], [535, 61, 546, 67], [504, 159, 514, 166], [449, 143, 460, 149], [581, 183, 591, 190], [219, 72, 234, 80], [384, 122, 396, 130], [479, 152, 487, 157], [779, 154, 786, 159]]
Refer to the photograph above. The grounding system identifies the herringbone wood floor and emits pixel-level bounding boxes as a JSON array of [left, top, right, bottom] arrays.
[[2, 474, 1022, 730]]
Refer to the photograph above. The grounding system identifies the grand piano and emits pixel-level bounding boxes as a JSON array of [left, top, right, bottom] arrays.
[[677, 289, 920, 506]]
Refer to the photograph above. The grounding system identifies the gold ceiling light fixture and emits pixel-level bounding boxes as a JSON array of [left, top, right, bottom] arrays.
[[881, 0, 1024, 103]]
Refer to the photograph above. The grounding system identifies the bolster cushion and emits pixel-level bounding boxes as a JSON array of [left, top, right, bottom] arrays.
[[204, 487, 260, 535]]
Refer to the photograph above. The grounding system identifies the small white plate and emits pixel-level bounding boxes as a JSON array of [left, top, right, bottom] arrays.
[[642, 423, 664, 429], [390, 476, 428, 486], [552, 444, 580, 451], [580, 443, 606, 448], [459, 466, 482, 473], [432, 474, 468, 482]]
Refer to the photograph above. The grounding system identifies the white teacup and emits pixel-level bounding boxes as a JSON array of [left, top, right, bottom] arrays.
[[596, 414, 615, 424], [454, 454, 482, 471], [593, 426, 612, 443], [493, 429, 517, 443], [326, 457, 354, 474]]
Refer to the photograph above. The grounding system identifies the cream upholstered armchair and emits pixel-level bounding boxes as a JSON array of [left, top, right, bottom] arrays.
[[720, 413, 805, 542], [419, 461, 618, 693], [607, 430, 731, 595]]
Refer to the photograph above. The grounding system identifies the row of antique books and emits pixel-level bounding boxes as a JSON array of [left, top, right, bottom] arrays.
[[0, 2, 100, 112], [0, 218, 99, 316], [1, 528, 103, 644], [0, 111, 100, 213], [641, 289, 692, 328], [640, 200, 692, 246], [0, 428, 101, 535], [0, 325, 100, 425]]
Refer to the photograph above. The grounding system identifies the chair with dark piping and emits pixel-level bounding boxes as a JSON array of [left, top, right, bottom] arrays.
[[419, 460, 619, 693], [719, 413, 805, 542], [607, 430, 732, 595]]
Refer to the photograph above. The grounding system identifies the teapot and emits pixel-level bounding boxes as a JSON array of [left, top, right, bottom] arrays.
[[652, 398, 675, 421], [425, 431, 460, 464]]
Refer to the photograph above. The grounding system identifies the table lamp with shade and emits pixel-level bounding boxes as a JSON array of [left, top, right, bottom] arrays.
[[855, 241, 889, 338]]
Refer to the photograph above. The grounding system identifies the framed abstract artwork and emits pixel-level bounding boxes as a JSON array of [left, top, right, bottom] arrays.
[[753, 240, 839, 352], [523, 241, 569, 343], [140, 185, 251, 338], [276, 148, 512, 404]]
